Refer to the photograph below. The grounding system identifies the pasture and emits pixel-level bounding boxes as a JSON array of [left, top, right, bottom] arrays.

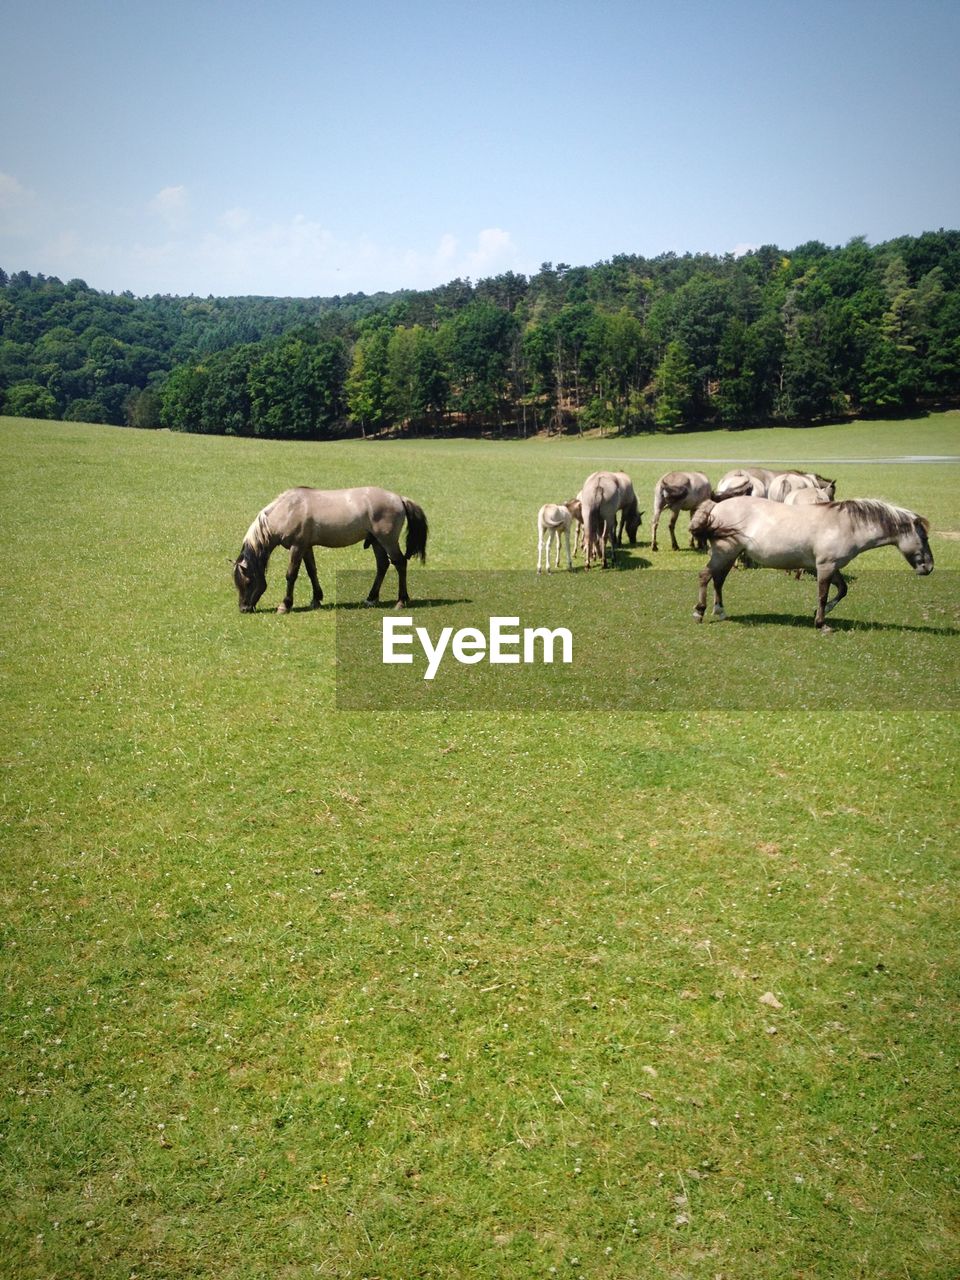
[[1, 413, 958, 1279]]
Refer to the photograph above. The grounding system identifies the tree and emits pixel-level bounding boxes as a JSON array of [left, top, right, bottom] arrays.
[[440, 302, 517, 428], [653, 341, 696, 429], [346, 323, 391, 436], [3, 380, 57, 419]]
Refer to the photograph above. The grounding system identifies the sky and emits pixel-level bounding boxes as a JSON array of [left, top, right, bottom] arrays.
[[2, 0, 958, 298]]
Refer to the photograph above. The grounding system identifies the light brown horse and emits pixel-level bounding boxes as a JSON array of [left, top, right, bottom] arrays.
[[233, 486, 428, 612], [580, 471, 642, 568], [690, 496, 933, 629], [650, 470, 711, 551], [715, 467, 835, 501], [767, 471, 836, 502]]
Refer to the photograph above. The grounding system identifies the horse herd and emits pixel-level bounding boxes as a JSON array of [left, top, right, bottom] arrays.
[[234, 463, 934, 632]]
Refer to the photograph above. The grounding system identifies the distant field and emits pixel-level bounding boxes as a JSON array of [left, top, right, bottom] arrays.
[[1, 414, 958, 1279]]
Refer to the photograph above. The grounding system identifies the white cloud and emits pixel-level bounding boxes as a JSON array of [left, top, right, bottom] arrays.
[[148, 185, 189, 227], [0, 171, 30, 209], [732, 242, 761, 258], [124, 216, 525, 296]]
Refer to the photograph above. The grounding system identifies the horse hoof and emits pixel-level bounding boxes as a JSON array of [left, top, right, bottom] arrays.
[[362, 598, 378, 608], [693, 610, 704, 623], [277, 603, 290, 614], [819, 624, 834, 635]]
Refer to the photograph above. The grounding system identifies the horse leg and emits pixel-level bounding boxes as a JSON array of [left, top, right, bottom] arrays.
[[278, 547, 303, 613], [364, 541, 391, 605], [564, 524, 573, 570], [302, 546, 323, 608], [537, 525, 545, 574], [824, 570, 847, 615], [651, 508, 660, 552], [389, 543, 411, 607], [710, 562, 733, 619], [694, 551, 734, 621], [555, 528, 562, 570], [817, 566, 847, 628], [669, 509, 680, 552], [815, 565, 835, 629]]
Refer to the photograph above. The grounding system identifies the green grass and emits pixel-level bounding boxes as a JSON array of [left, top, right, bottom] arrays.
[[1, 414, 959, 1279]]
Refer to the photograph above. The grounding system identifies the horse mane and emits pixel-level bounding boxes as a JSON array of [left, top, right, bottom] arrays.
[[834, 499, 927, 536], [240, 504, 276, 567]]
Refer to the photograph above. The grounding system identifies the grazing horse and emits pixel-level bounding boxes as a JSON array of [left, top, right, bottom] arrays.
[[233, 486, 428, 613], [580, 471, 642, 568], [714, 467, 835, 502], [714, 467, 772, 500], [767, 471, 836, 503], [536, 501, 579, 573], [689, 496, 933, 630], [610, 471, 644, 546], [650, 470, 711, 551]]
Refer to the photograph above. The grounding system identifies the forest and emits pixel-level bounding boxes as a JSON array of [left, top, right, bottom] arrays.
[[2, 230, 959, 437]]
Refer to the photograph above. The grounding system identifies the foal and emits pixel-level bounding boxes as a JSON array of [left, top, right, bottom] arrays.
[[536, 501, 580, 572]]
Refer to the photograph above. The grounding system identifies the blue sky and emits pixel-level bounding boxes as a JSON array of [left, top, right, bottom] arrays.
[[2, 0, 958, 297]]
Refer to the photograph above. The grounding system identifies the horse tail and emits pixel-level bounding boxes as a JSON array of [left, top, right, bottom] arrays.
[[689, 500, 724, 551], [582, 489, 603, 560], [402, 498, 429, 562]]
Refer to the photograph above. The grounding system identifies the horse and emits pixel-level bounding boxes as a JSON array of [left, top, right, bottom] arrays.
[[610, 471, 644, 547], [767, 471, 836, 503], [714, 467, 835, 502], [579, 471, 642, 568], [536, 501, 579, 573], [233, 486, 428, 613], [714, 467, 773, 500], [784, 485, 832, 507], [650, 470, 712, 551], [689, 496, 933, 630]]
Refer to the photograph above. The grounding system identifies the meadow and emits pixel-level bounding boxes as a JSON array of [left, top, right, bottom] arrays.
[[1, 413, 958, 1279]]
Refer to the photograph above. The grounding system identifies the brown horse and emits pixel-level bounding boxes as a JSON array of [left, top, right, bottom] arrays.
[[580, 471, 642, 568], [715, 467, 835, 501], [650, 470, 711, 551], [233, 486, 428, 612]]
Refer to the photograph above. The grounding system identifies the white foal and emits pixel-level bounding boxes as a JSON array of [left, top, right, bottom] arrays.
[[536, 502, 576, 572]]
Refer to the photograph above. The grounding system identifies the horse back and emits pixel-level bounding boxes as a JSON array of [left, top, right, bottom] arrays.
[[274, 486, 404, 549]]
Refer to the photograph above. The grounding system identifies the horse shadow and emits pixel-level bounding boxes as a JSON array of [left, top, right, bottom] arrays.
[[611, 553, 653, 571], [285, 596, 474, 613], [731, 612, 960, 637]]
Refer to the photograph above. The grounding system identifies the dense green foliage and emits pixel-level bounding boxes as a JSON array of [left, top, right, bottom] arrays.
[[2, 231, 960, 436]]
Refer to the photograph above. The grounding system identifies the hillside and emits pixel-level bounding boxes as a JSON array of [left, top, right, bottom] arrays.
[[2, 231, 959, 437]]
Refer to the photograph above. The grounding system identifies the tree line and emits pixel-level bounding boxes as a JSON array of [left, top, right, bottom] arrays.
[[2, 230, 959, 437]]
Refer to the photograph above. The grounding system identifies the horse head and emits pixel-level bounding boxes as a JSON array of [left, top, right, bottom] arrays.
[[900, 517, 934, 576], [565, 497, 583, 524], [624, 504, 644, 545], [233, 547, 268, 611]]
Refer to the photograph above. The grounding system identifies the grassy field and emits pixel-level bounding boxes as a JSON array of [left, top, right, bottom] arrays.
[[1, 413, 958, 1279]]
